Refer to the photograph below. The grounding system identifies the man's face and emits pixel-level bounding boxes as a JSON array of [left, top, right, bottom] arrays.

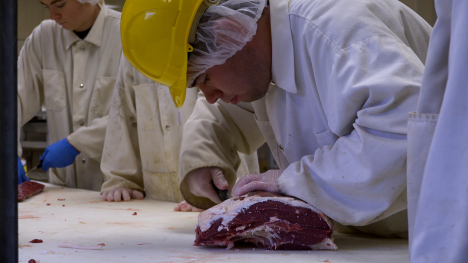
[[191, 40, 272, 105], [40, 0, 98, 31]]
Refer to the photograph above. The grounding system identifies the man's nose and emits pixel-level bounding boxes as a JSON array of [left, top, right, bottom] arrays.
[[49, 9, 60, 20], [199, 86, 222, 104]]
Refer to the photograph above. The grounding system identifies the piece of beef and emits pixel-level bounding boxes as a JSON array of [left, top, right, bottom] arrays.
[[18, 181, 45, 202], [194, 191, 337, 250]]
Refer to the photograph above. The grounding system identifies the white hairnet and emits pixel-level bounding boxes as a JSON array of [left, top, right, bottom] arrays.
[[76, 0, 101, 5], [187, 0, 267, 86]]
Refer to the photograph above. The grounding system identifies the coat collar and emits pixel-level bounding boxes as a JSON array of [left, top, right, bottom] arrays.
[[270, 0, 298, 94], [64, 3, 107, 50]]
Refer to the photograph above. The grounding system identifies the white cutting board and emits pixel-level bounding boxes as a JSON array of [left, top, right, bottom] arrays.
[[18, 183, 409, 263]]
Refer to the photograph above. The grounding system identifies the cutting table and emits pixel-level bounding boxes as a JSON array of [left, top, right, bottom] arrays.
[[19, 183, 410, 262]]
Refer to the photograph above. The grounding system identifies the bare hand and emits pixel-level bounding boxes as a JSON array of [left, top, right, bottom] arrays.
[[232, 170, 284, 196], [101, 188, 144, 202], [186, 167, 229, 204], [174, 200, 204, 212]]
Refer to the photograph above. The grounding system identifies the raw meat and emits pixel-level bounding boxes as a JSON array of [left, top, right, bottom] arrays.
[[18, 181, 45, 202], [194, 191, 337, 250]]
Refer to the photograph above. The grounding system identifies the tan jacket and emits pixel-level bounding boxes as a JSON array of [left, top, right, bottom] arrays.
[[17, 4, 122, 191], [100, 54, 259, 202]]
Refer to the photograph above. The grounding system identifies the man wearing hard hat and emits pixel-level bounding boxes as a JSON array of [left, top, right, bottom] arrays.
[[98, 53, 259, 209], [18, 0, 121, 190], [121, 0, 431, 236]]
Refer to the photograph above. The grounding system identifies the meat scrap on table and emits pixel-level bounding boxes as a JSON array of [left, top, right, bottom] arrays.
[[18, 181, 45, 202]]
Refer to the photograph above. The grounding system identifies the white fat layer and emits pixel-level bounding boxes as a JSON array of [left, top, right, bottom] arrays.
[[309, 238, 338, 250], [232, 225, 337, 250], [197, 195, 332, 232], [234, 225, 280, 247]]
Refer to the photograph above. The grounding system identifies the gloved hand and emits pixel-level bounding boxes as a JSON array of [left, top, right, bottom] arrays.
[[17, 156, 29, 184], [186, 167, 229, 204], [40, 138, 80, 171], [174, 200, 204, 212], [232, 169, 284, 196], [101, 187, 144, 202]]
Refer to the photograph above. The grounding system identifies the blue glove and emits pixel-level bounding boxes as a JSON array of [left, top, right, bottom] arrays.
[[18, 156, 29, 184], [40, 138, 80, 171]]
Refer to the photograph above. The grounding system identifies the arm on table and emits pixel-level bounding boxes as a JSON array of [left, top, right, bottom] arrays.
[[100, 54, 145, 201], [179, 94, 265, 209]]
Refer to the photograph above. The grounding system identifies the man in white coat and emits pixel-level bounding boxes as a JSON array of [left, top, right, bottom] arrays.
[[99, 54, 259, 211], [407, 0, 468, 261], [121, 0, 431, 236], [17, 0, 121, 190]]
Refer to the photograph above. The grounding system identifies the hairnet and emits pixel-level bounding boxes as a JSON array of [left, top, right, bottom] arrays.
[[187, 0, 267, 86], [76, 0, 101, 5]]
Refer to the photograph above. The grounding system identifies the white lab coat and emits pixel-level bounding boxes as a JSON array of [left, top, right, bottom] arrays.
[[407, 0, 468, 261], [180, 0, 431, 236], [100, 54, 259, 202], [17, 4, 122, 191]]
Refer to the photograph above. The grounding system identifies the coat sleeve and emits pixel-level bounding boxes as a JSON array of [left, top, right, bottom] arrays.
[[278, 36, 425, 226], [67, 116, 109, 162], [179, 95, 265, 209], [99, 54, 144, 194], [17, 24, 46, 157]]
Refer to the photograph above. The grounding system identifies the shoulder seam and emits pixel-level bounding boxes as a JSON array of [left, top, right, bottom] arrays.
[[289, 13, 339, 53]]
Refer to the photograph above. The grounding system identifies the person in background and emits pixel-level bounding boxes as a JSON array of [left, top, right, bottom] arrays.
[[407, 0, 468, 261], [121, 0, 431, 236], [99, 54, 259, 212], [17, 0, 121, 190]]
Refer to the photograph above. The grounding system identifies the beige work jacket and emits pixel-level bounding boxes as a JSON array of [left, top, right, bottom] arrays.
[[100, 54, 259, 202], [17, 4, 122, 191]]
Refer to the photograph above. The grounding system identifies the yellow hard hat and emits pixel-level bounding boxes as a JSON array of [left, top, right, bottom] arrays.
[[121, 0, 220, 107]]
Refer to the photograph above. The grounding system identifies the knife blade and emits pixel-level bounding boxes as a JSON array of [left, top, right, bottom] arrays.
[[27, 160, 44, 175], [212, 181, 231, 202]]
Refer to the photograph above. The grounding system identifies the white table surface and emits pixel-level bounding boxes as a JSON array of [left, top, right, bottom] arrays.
[[19, 183, 409, 263]]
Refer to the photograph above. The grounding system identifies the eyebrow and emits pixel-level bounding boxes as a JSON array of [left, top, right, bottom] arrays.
[[40, 0, 63, 6]]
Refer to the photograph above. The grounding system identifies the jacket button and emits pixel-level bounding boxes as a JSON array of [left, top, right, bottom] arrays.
[[82, 159, 86, 164], [80, 46, 85, 50], [278, 144, 284, 152], [79, 84, 84, 88], [165, 125, 171, 131], [79, 121, 85, 126]]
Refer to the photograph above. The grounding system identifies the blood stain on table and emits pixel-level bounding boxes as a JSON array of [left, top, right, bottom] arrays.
[[19, 215, 41, 219], [18, 243, 33, 248], [107, 222, 134, 225], [132, 212, 137, 216], [29, 239, 43, 243]]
